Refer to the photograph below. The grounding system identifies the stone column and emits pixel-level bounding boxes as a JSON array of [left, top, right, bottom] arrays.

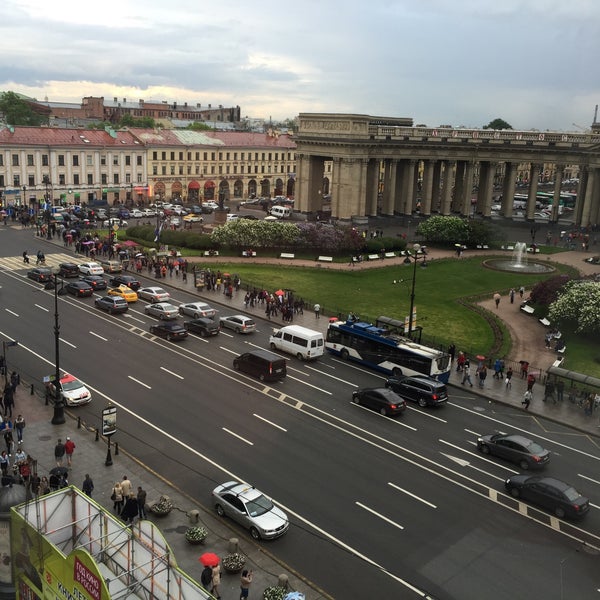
[[440, 160, 456, 215], [453, 161, 466, 213], [573, 167, 588, 226], [526, 164, 541, 220], [331, 157, 342, 218], [479, 161, 497, 217], [420, 160, 435, 215], [580, 167, 597, 227], [365, 159, 379, 217], [551, 164, 564, 223], [431, 161, 443, 213], [401, 159, 417, 215], [502, 162, 517, 217], [461, 161, 475, 216], [296, 153, 324, 215], [382, 159, 398, 216]]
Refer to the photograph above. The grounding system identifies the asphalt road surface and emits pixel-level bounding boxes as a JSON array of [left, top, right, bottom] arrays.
[[1, 226, 599, 599]]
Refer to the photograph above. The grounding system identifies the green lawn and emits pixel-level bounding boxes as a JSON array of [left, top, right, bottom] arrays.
[[197, 256, 587, 362]]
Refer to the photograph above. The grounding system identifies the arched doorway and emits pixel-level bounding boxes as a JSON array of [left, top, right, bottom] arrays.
[[171, 181, 183, 201], [274, 178, 284, 196], [286, 177, 296, 198], [154, 182, 166, 201], [247, 179, 258, 198], [204, 181, 216, 200], [188, 180, 200, 202], [218, 180, 230, 206], [260, 178, 271, 198], [233, 179, 244, 198]]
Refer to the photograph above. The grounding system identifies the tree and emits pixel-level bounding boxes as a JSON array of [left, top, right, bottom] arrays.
[[0, 91, 47, 126], [547, 280, 600, 334], [416, 216, 470, 244], [186, 122, 215, 131], [483, 118, 512, 130]]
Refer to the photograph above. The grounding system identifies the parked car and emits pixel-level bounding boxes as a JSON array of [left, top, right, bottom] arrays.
[[109, 275, 140, 291], [82, 275, 107, 290], [95, 295, 129, 314], [179, 302, 216, 319], [220, 315, 256, 334], [351, 387, 407, 416], [46, 373, 92, 406], [504, 475, 589, 519], [65, 280, 94, 297], [78, 261, 104, 276], [138, 286, 171, 303], [130, 208, 144, 218], [183, 214, 203, 223], [102, 218, 128, 227], [57, 262, 80, 278], [385, 375, 448, 407], [184, 318, 220, 337], [27, 267, 53, 282], [212, 481, 289, 540], [144, 302, 179, 320], [477, 433, 550, 469], [202, 201, 219, 211], [149, 322, 188, 341]]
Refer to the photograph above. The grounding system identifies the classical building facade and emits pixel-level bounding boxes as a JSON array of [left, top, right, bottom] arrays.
[[295, 114, 600, 225]]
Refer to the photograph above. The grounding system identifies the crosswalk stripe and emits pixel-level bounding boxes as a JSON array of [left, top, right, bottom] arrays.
[[0, 253, 78, 272]]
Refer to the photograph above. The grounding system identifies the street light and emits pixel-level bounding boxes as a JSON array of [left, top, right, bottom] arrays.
[[45, 272, 66, 425], [42, 175, 52, 240], [404, 243, 427, 340]]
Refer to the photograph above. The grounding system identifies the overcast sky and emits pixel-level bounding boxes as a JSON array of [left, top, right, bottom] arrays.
[[1, 0, 599, 131]]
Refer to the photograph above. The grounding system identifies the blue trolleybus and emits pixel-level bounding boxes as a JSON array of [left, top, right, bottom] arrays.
[[325, 316, 451, 383]]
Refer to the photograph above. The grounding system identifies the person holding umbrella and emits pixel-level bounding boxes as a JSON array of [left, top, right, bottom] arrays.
[[199, 554, 221, 597]]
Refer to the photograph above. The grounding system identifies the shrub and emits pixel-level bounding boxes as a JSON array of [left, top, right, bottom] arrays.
[[530, 274, 574, 305]]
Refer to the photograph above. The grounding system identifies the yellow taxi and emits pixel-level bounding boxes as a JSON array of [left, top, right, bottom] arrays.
[[107, 284, 138, 303]]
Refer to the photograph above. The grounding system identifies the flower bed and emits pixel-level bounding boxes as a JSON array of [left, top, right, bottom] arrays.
[[149, 495, 173, 517], [184, 526, 208, 545], [221, 552, 246, 573]]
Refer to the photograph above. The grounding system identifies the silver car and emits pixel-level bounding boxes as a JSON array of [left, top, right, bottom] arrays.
[[144, 302, 179, 320], [220, 315, 256, 334], [178, 301, 216, 319], [138, 286, 171, 303], [212, 481, 289, 540]]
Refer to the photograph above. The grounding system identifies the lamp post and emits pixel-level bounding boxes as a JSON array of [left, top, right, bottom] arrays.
[[405, 243, 425, 340], [42, 175, 52, 240], [46, 272, 65, 425]]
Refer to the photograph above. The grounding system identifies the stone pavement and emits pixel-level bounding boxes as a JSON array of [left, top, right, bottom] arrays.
[[5, 232, 599, 600]]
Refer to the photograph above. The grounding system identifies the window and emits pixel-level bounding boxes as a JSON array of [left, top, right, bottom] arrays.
[[58, 155, 65, 166], [13, 175, 20, 186], [170, 152, 175, 161], [12, 154, 19, 166], [42, 154, 49, 166], [72, 155, 79, 166], [219, 152, 223, 161], [152, 151, 158, 160], [0, 156, 3, 167], [211, 152, 216, 161], [179, 152, 183, 161], [125, 173, 131, 184], [101, 174, 107, 185], [161, 166, 167, 175], [87, 154, 93, 166], [101, 155, 106, 166], [125, 156, 131, 166], [113, 155, 119, 166], [59, 174, 65, 185], [113, 174, 119, 184], [153, 166, 158, 175], [87, 174, 93, 185], [27, 154, 34, 166], [28, 175, 35, 186], [136, 155, 142, 166], [161, 152, 166, 160], [74, 174, 80, 185], [170, 166, 175, 175]]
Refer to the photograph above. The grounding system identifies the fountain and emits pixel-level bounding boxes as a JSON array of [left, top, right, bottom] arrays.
[[483, 241, 555, 273]]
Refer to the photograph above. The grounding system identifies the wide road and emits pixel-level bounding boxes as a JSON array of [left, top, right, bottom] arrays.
[[1, 228, 599, 599]]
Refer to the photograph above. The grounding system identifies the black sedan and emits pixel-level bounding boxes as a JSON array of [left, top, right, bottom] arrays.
[[109, 275, 141, 291], [184, 317, 220, 337], [65, 281, 94, 297], [27, 267, 53, 282], [58, 262, 80, 278], [82, 275, 107, 290], [149, 322, 188, 341], [351, 387, 407, 416], [477, 433, 550, 469], [505, 475, 589, 519]]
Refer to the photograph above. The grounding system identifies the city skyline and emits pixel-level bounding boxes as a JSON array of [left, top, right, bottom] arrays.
[[1, 0, 599, 131]]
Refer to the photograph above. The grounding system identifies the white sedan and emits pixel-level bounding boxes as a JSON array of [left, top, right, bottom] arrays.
[[103, 218, 128, 227], [138, 286, 171, 303], [79, 261, 105, 276], [142, 208, 156, 217], [130, 209, 144, 218], [46, 373, 92, 407], [178, 301, 216, 319], [144, 302, 179, 320]]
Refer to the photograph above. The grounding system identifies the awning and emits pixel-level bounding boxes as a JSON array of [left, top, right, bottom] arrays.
[[188, 181, 200, 190]]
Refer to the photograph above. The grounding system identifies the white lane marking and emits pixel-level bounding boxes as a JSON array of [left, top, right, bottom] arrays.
[[388, 482, 437, 509], [254, 414, 287, 432], [356, 501, 404, 530], [305, 365, 357, 385], [61, 339, 76, 348], [89, 331, 108, 342], [405, 405, 447, 423], [222, 428, 254, 445], [440, 453, 471, 467], [128, 375, 151, 389], [351, 403, 417, 431], [5, 309, 19, 317], [160, 366, 184, 380], [579, 474, 600, 486], [123, 314, 146, 324], [439, 439, 518, 478], [35, 304, 49, 312], [286, 374, 332, 394], [452, 402, 600, 461]]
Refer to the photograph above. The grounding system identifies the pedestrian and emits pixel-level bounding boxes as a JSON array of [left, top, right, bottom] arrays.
[[64, 437, 76, 466], [10, 371, 20, 393], [201, 565, 213, 590], [82, 474, 94, 497], [121, 493, 138, 525], [54, 438, 65, 466], [493, 292, 501, 309], [0, 450, 9, 477], [14, 414, 25, 443], [313, 302, 321, 319], [556, 379, 565, 402], [461, 360, 473, 387], [478, 364, 488, 388], [505, 367, 513, 389], [493, 358, 502, 379], [519, 286, 525, 299], [137, 486, 147, 519], [456, 351, 466, 372], [527, 373, 536, 392], [448, 344, 456, 363], [111, 482, 124, 514], [3, 428, 13, 456], [543, 380, 556, 403], [39, 475, 50, 495], [509, 288, 515, 304], [240, 569, 253, 600], [211, 563, 222, 599], [522, 389, 532, 410], [520, 361, 529, 379], [3, 386, 14, 418], [120, 475, 132, 497]]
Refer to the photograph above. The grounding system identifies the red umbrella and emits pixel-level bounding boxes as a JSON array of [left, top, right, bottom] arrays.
[[198, 552, 220, 567], [475, 354, 486, 361], [275, 289, 285, 296]]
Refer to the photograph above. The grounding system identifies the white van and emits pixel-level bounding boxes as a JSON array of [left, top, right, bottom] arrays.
[[269, 205, 291, 219], [269, 325, 324, 360]]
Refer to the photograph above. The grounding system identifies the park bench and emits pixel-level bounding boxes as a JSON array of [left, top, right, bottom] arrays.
[[527, 247, 540, 253], [241, 250, 257, 257], [367, 254, 380, 261], [204, 250, 219, 257], [316, 255, 333, 262], [539, 317, 551, 327], [384, 252, 396, 258], [520, 304, 535, 315], [280, 253, 295, 259]]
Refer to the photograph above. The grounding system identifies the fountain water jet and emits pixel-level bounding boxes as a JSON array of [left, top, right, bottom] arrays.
[[483, 241, 555, 273]]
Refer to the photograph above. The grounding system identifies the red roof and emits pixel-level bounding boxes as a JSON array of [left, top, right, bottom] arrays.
[[0, 126, 144, 148]]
